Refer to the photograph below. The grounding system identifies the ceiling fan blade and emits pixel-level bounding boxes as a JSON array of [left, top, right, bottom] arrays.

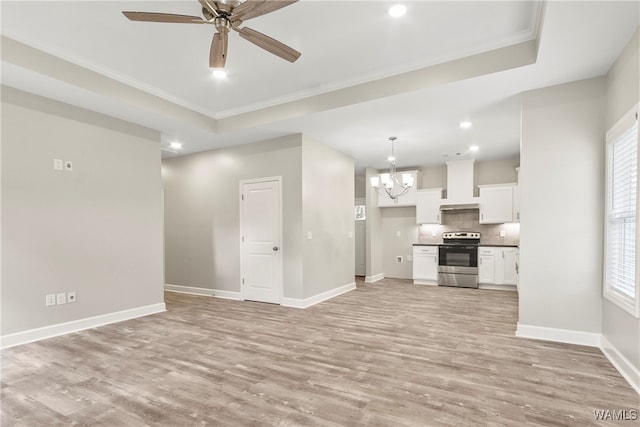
[[210, 33, 228, 68], [238, 27, 301, 62], [232, 0, 298, 22], [122, 11, 207, 24]]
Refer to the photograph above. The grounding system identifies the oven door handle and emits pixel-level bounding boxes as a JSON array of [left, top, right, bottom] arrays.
[[441, 245, 478, 250]]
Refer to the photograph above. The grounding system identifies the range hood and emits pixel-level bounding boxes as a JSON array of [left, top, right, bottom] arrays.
[[440, 159, 479, 210], [440, 202, 479, 211]]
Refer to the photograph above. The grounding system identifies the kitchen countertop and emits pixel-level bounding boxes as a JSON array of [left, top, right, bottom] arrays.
[[413, 243, 519, 247]]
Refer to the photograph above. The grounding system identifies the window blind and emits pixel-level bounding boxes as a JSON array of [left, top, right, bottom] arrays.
[[606, 121, 638, 300]]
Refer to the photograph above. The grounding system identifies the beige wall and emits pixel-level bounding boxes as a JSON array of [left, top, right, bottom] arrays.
[[603, 27, 640, 372], [301, 136, 355, 297], [355, 175, 366, 199], [519, 77, 605, 334], [162, 134, 304, 297], [365, 168, 384, 280], [382, 207, 418, 279], [606, 27, 639, 129], [162, 133, 354, 301], [1, 87, 165, 336]]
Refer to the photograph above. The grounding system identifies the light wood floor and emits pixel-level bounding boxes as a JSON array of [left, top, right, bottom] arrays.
[[2, 278, 638, 426]]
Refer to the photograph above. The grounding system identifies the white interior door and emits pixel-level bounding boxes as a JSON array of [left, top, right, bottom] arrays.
[[240, 178, 282, 304]]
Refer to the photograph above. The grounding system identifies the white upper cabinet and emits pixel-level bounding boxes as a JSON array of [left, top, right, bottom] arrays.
[[478, 183, 516, 224], [512, 185, 521, 223], [376, 170, 421, 207], [416, 188, 442, 224]]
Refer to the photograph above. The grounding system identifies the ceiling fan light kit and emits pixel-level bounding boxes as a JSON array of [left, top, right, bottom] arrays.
[[371, 136, 414, 201], [122, 0, 301, 70]]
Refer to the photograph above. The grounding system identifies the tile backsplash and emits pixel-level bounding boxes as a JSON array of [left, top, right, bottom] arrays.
[[418, 209, 520, 246]]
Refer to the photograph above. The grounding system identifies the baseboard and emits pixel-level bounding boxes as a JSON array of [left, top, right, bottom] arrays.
[[164, 284, 213, 296], [164, 284, 242, 300], [478, 284, 518, 291], [601, 336, 640, 395], [413, 280, 437, 286], [282, 282, 356, 309], [364, 273, 384, 283], [515, 323, 601, 347], [0, 302, 166, 349]]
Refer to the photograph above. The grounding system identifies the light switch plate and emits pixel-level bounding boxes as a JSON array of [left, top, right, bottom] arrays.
[[499, 230, 506, 237], [56, 293, 67, 305], [53, 159, 63, 171], [46, 294, 56, 306], [347, 231, 353, 238], [307, 231, 313, 240]]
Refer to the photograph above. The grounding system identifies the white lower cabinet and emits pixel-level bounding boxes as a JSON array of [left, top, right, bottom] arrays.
[[500, 248, 519, 285], [413, 245, 438, 285], [478, 248, 495, 284], [478, 246, 519, 289]]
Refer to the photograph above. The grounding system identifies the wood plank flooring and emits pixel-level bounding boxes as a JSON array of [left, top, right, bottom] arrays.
[[2, 278, 638, 426]]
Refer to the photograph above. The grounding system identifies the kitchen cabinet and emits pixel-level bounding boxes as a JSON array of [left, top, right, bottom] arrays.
[[478, 183, 516, 224], [478, 247, 495, 283], [478, 246, 519, 289], [416, 188, 442, 224], [413, 245, 438, 285], [500, 247, 519, 285], [376, 170, 421, 207], [512, 185, 521, 223]]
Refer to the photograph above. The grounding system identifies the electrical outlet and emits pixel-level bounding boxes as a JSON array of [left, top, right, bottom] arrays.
[[499, 230, 506, 238], [46, 294, 56, 306], [67, 292, 76, 303], [56, 293, 67, 305], [64, 161, 73, 171], [396, 256, 403, 263]]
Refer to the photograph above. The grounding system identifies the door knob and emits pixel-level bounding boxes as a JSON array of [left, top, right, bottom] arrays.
[[273, 246, 279, 251]]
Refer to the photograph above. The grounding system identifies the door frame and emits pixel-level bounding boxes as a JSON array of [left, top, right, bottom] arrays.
[[239, 176, 283, 303]]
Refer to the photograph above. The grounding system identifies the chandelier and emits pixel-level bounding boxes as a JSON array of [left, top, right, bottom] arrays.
[[370, 136, 414, 200]]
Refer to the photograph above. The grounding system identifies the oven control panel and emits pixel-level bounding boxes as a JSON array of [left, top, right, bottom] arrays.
[[442, 232, 480, 239]]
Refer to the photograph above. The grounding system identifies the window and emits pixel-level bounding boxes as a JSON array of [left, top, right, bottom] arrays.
[[605, 104, 639, 317]]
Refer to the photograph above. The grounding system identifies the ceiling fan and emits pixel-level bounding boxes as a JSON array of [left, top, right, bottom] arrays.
[[122, 0, 301, 68]]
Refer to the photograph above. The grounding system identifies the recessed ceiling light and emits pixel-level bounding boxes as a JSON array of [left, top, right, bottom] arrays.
[[388, 4, 407, 17], [460, 121, 472, 129], [470, 145, 479, 152], [211, 68, 227, 79], [170, 141, 182, 150]]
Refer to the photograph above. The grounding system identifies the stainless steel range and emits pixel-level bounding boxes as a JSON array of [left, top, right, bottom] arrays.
[[438, 232, 480, 288]]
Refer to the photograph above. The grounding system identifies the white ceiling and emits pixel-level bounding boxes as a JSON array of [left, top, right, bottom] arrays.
[[1, 1, 639, 173]]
